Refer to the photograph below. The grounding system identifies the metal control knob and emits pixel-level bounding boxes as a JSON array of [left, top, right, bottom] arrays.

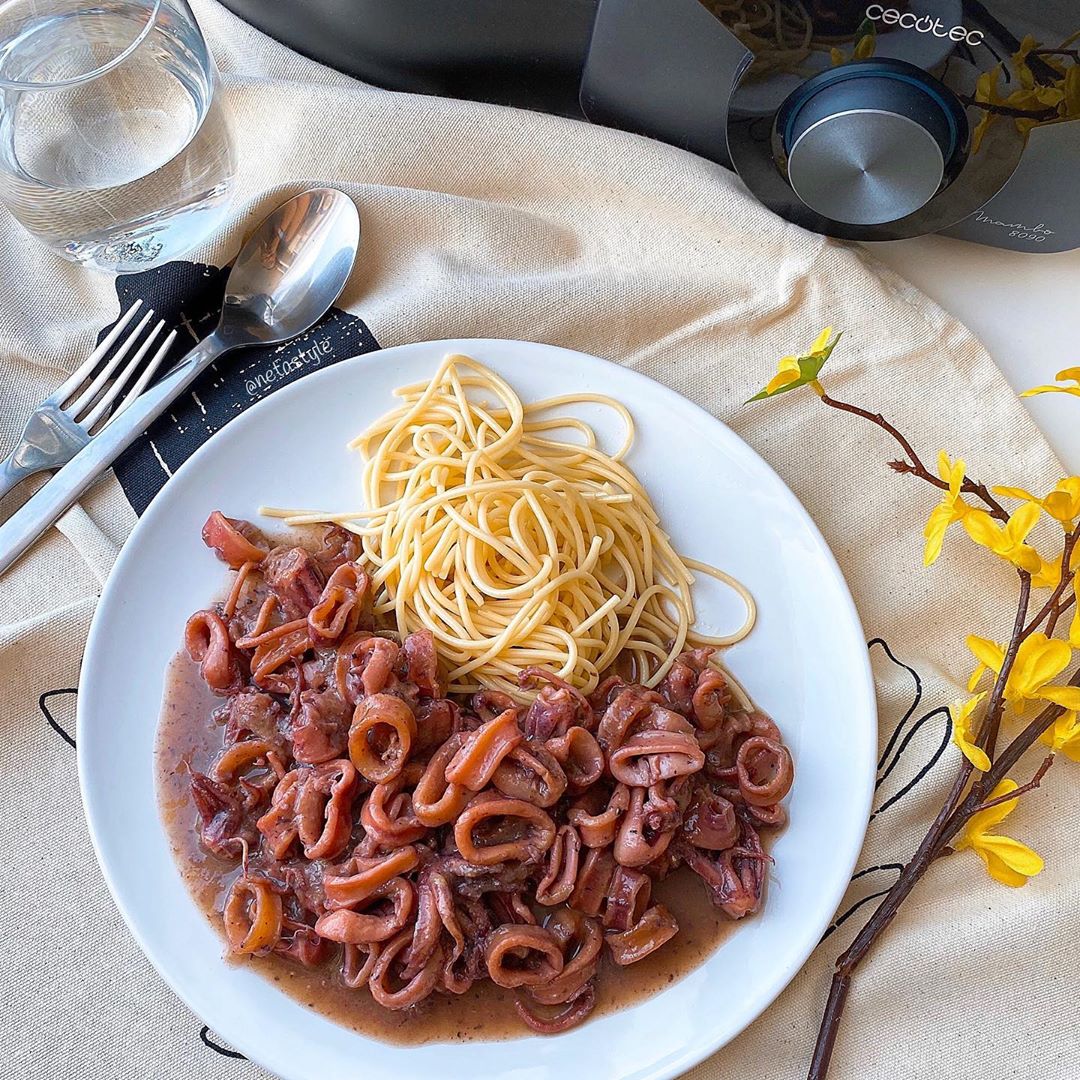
[[776, 60, 967, 227]]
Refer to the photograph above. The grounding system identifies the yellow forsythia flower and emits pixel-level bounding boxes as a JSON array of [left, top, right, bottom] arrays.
[[1028, 543, 1080, 590], [830, 19, 875, 66], [1065, 65, 1080, 117], [961, 503, 1043, 573], [853, 32, 875, 60], [971, 36, 1080, 152], [1012, 35, 1037, 69], [951, 692, 989, 771], [967, 636, 1002, 693], [994, 477, 1080, 525], [976, 66, 1002, 105], [967, 632, 1080, 713], [1041, 709, 1080, 761], [1030, 557, 1062, 589], [971, 65, 1004, 152], [923, 452, 969, 565], [954, 779, 1044, 887], [763, 355, 802, 396], [1022, 367, 1080, 399], [971, 111, 994, 154], [747, 328, 840, 403]]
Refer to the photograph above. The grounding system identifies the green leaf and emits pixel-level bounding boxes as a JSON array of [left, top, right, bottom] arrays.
[[854, 16, 876, 40], [745, 331, 842, 404]]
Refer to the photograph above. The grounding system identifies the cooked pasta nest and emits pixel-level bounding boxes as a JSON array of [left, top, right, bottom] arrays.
[[263, 354, 754, 700]]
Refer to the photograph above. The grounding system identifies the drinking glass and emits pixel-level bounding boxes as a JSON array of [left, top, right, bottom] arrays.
[[0, 0, 236, 272]]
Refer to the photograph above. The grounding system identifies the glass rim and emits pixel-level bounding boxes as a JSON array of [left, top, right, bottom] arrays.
[[0, 0, 164, 90]]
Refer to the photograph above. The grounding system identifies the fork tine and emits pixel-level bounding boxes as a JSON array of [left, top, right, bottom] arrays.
[[67, 307, 155, 422], [55, 299, 143, 405], [82, 320, 167, 429], [99, 329, 179, 430]]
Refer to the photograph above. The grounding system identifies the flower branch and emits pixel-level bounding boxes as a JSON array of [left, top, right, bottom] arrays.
[[815, 394, 1010, 520], [747, 329, 1080, 1080], [1020, 523, 1080, 636]]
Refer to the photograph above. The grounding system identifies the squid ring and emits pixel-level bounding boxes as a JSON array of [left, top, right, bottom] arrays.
[[484, 924, 564, 988], [223, 877, 282, 955], [349, 694, 417, 784]]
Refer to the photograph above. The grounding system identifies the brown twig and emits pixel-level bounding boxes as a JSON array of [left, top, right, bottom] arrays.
[[1021, 525, 1080, 638], [818, 394, 1009, 521], [1047, 594, 1074, 637], [809, 574, 1035, 1070], [1029, 48, 1080, 60], [958, 95, 1060, 121], [972, 754, 1054, 813], [965, 675, 1077, 807], [979, 571, 1032, 760]]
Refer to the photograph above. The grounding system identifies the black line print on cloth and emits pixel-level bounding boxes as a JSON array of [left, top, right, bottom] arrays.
[[38, 681, 252, 1062], [39, 688, 77, 748], [868, 637, 952, 822], [94, 259, 380, 516], [200, 1025, 247, 1061], [823, 638, 954, 941], [821, 863, 904, 942]]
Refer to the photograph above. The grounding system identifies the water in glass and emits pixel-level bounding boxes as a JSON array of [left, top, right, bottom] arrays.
[[0, 0, 235, 272]]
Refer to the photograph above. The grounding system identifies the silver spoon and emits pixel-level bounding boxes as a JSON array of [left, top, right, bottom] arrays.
[[0, 187, 361, 576]]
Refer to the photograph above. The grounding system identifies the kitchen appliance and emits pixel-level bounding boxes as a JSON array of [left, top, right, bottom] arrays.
[[219, 0, 1080, 252]]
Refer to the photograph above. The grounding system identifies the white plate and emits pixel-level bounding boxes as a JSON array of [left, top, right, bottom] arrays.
[[78, 339, 876, 1080]]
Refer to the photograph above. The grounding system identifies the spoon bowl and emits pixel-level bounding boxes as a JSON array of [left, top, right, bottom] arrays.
[[219, 188, 361, 347]]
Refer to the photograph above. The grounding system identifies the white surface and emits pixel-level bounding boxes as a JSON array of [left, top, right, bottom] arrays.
[[865, 237, 1080, 472], [77, 339, 877, 1080]]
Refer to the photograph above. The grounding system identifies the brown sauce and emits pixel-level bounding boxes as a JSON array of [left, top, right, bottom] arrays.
[[157, 653, 741, 1045]]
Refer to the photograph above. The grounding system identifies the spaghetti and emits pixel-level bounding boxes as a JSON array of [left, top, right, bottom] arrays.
[[702, 0, 872, 80], [262, 354, 755, 700]]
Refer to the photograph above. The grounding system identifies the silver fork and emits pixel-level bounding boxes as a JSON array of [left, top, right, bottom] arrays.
[[0, 300, 179, 501]]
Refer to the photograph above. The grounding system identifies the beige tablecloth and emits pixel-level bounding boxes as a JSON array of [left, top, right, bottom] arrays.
[[0, 2, 1072, 1077]]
